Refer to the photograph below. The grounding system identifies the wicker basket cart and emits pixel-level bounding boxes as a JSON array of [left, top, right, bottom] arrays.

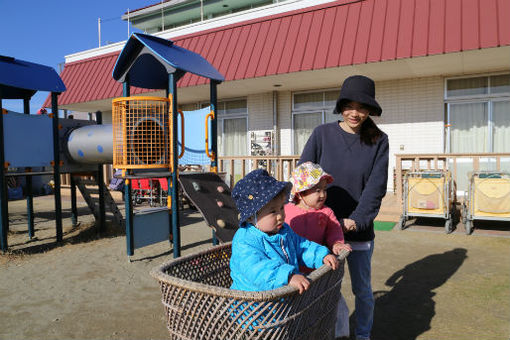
[[461, 171, 510, 235], [398, 170, 455, 233], [151, 243, 350, 340]]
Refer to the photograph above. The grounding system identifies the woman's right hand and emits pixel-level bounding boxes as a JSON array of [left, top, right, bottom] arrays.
[[343, 218, 357, 232], [289, 274, 310, 294]]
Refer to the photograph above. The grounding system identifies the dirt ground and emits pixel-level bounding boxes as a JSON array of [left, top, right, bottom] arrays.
[[1, 194, 509, 340]]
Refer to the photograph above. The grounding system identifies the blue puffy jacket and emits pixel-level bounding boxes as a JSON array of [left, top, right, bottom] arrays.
[[230, 223, 330, 291]]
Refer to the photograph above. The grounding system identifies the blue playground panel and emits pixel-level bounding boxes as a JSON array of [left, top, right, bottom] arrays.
[[133, 207, 171, 250], [3, 111, 54, 167]]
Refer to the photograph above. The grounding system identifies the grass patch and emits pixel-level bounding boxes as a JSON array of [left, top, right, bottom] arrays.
[[374, 221, 396, 231]]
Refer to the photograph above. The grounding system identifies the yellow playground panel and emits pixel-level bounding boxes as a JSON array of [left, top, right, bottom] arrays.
[[112, 96, 173, 171], [462, 172, 510, 234], [399, 171, 455, 233]]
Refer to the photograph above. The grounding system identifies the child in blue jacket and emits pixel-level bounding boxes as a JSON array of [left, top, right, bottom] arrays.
[[230, 169, 339, 294]]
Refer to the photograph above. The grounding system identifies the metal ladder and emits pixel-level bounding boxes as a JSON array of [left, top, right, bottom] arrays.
[[73, 176, 124, 228]]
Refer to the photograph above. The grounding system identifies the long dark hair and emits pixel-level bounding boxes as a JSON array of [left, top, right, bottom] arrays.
[[360, 116, 383, 145]]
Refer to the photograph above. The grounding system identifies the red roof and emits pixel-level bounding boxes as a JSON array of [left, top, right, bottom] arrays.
[[49, 0, 510, 108]]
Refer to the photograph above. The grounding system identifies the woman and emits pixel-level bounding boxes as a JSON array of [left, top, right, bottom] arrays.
[[299, 75, 389, 340]]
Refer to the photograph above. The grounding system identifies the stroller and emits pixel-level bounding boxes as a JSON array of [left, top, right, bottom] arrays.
[[461, 171, 510, 234], [399, 170, 455, 233], [131, 178, 159, 206]]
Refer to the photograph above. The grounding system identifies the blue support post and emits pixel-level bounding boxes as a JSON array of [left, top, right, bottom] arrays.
[[0, 98, 8, 252], [95, 111, 105, 233], [169, 73, 180, 258], [26, 171, 34, 239], [68, 115, 77, 227], [124, 180, 134, 256], [70, 175, 78, 227], [210, 81, 219, 245], [51, 92, 63, 242], [122, 78, 134, 257], [23, 98, 34, 239]]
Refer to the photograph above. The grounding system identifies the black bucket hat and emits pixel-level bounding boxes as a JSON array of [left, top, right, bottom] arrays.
[[333, 75, 382, 116]]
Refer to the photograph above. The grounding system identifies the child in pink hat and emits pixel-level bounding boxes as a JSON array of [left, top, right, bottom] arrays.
[[285, 161, 352, 337], [285, 161, 351, 265]]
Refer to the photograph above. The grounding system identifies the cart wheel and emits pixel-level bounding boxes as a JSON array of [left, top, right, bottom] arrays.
[[465, 220, 473, 235], [450, 205, 456, 222], [461, 204, 467, 225], [444, 219, 453, 234], [135, 195, 142, 205], [398, 217, 406, 230]]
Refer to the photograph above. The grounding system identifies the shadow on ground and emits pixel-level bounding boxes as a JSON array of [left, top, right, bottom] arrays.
[[357, 248, 468, 340]]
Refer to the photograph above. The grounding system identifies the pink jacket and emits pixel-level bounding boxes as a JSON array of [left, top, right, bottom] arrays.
[[284, 203, 345, 250]]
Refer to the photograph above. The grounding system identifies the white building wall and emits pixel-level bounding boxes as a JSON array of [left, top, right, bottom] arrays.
[[247, 92, 273, 131], [277, 91, 293, 155], [376, 76, 445, 192], [246, 92, 274, 155]]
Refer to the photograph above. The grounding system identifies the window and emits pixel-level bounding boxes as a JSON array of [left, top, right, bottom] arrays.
[[445, 74, 510, 191], [292, 89, 339, 154], [178, 103, 198, 111], [446, 74, 510, 153], [201, 99, 248, 157]]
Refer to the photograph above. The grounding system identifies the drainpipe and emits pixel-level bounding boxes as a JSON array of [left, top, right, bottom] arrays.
[[98, 18, 101, 47], [272, 91, 278, 156]]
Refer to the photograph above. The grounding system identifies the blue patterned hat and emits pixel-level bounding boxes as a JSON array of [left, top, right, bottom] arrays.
[[232, 169, 291, 225]]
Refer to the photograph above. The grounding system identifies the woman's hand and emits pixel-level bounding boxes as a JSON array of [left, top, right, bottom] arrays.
[[332, 242, 352, 255], [323, 254, 339, 270], [343, 218, 357, 232], [289, 274, 310, 294]]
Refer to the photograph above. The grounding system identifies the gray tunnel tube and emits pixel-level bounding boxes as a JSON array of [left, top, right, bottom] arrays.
[[67, 124, 114, 164]]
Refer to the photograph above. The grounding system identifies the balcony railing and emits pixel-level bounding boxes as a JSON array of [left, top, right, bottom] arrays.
[[61, 153, 510, 207], [395, 153, 510, 204], [218, 156, 300, 188]]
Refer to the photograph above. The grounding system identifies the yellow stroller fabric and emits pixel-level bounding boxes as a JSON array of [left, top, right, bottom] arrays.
[[408, 177, 446, 215], [473, 177, 510, 217]]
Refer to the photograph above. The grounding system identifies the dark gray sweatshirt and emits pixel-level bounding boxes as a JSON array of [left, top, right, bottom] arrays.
[[299, 121, 389, 242]]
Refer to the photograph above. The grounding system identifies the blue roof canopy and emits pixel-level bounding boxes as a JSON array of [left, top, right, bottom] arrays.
[[0, 55, 66, 99], [112, 33, 224, 89]]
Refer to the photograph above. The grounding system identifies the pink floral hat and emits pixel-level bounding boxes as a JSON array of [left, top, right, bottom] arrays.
[[289, 162, 333, 202]]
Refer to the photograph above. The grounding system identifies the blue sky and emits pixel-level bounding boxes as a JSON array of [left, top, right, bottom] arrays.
[[0, 1, 149, 114]]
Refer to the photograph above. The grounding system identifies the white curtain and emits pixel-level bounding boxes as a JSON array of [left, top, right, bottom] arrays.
[[223, 118, 247, 156], [222, 118, 247, 185], [493, 100, 510, 153], [450, 102, 488, 153], [294, 112, 322, 154]]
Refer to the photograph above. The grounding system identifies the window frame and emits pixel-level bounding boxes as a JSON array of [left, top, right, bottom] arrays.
[[199, 97, 249, 156], [291, 88, 340, 154], [444, 73, 510, 153]]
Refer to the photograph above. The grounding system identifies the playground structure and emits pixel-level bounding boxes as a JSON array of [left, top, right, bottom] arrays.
[[0, 55, 122, 253], [0, 33, 227, 258]]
